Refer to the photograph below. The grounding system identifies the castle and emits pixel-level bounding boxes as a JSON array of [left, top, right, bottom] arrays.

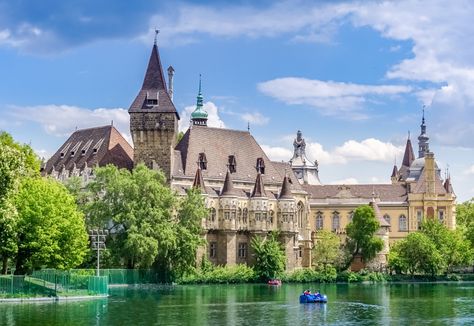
[[43, 41, 456, 271]]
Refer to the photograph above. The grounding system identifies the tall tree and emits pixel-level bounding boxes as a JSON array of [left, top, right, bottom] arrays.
[[14, 177, 88, 274], [251, 231, 286, 281], [344, 205, 384, 268], [312, 230, 344, 269], [456, 198, 474, 248]]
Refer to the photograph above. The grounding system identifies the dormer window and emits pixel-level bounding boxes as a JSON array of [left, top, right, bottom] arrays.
[[147, 99, 158, 105], [198, 152, 207, 170], [93, 148, 98, 154], [60, 152, 65, 158], [228, 155, 237, 173], [256, 157, 265, 174], [70, 151, 75, 157], [146, 92, 159, 107], [81, 149, 86, 156]]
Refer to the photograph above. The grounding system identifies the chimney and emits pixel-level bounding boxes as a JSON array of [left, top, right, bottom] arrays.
[[425, 152, 435, 195], [167, 65, 175, 101]]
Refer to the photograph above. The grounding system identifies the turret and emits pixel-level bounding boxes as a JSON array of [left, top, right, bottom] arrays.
[[418, 108, 430, 158], [190, 75, 208, 127]]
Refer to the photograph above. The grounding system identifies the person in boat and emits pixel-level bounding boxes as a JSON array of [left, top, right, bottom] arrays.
[[303, 290, 311, 295]]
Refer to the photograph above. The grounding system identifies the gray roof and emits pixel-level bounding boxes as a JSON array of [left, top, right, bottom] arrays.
[[43, 125, 134, 175], [129, 44, 179, 118], [174, 126, 296, 186], [302, 184, 408, 202]]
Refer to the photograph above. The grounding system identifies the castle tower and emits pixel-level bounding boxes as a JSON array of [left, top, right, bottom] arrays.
[[129, 37, 180, 180]]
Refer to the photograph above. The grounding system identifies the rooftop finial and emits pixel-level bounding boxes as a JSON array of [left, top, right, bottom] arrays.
[[198, 74, 202, 95], [247, 121, 250, 132], [422, 105, 425, 124], [154, 28, 160, 45], [408, 130, 410, 139]]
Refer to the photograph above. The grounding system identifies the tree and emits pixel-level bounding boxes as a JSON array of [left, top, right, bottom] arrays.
[[393, 232, 442, 276], [81, 164, 208, 281], [312, 230, 343, 269], [344, 205, 384, 268], [421, 220, 473, 273], [0, 132, 40, 274], [14, 177, 88, 274], [251, 231, 286, 281], [456, 198, 474, 248]]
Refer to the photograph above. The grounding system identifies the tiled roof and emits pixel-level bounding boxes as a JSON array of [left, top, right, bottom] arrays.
[[279, 175, 293, 199], [369, 200, 391, 227], [174, 126, 288, 185], [411, 168, 447, 194], [401, 138, 415, 168], [129, 44, 179, 118], [302, 184, 408, 202], [221, 170, 240, 196], [251, 172, 267, 198], [43, 125, 133, 175]]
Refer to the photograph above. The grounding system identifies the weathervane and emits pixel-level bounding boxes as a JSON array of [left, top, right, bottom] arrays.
[[154, 28, 160, 45]]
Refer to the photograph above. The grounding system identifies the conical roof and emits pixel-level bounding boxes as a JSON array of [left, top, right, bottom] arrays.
[[401, 138, 415, 167], [369, 199, 390, 227], [220, 170, 239, 196], [192, 166, 206, 193], [391, 164, 398, 178], [279, 175, 292, 199], [251, 172, 267, 198], [142, 44, 167, 90], [444, 177, 454, 194]]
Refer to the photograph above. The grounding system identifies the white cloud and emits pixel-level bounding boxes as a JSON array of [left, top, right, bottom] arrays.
[[9, 104, 132, 144], [329, 177, 359, 185], [464, 165, 474, 175], [178, 101, 226, 132], [241, 112, 269, 126], [258, 77, 412, 119], [260, 145, 292, 162]]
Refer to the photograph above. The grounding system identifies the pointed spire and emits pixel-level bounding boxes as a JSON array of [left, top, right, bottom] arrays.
[[221, 169, 239, 196], [443, 166, 454, 194], [418, 106, 430, 158], [369, 196, 390, 227], [191, 74, 208, 126], [401, 135, 415, 167], [142, 42, 167, 91], [251, 172, 267, 198], [279, 173, 292, 199], [192, 166, 206, 193], [391, 164, 398, 178]]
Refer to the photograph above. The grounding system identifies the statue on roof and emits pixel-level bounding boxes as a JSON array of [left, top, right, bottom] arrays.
[[293, 130, 306, 159]]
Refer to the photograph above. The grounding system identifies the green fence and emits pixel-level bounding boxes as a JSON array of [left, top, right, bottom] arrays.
[[69, 269, 159, 285]]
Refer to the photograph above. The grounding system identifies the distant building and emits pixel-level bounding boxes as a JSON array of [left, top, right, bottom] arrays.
[[44, 41, 456, 272]]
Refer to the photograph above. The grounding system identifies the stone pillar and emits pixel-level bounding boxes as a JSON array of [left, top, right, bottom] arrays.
[[301, 240, 312, 268], [281, 233, 296, 271], [224, 231, 237, 266]]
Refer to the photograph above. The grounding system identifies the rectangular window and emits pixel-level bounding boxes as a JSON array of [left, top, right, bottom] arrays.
[[238, 243, 247, 258], [282, 213, 288, 222], [224, 212, 230, 220], [209, 242, 217, 258], [438, 210, 445, 223], [255, 212, 261, 221], [231, 211, 236, 220], [417, 210, 423, 230]]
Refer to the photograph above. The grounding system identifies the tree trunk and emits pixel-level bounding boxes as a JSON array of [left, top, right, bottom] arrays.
[[1, 256, 7, 274]]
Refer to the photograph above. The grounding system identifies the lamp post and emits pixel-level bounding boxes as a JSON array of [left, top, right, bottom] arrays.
[[89, 229, 108, 276]]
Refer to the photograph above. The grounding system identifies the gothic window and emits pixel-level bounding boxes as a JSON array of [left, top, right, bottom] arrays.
[[399, 215, 407, 231], [243, 208, 248, 223], [332, 211, 340, 232], [256, 158, 265, 174], [209, 242, 217, 258], [289, 213, 294, 222], [238, 243, 247, 258], [224, 211, 230, 220], [262, 212, 268, 222], [283, 213, 288, 222], [210, 208, 216, 222], [228, 155, 237, 173], [237, 208, 242, 222], [416, 209, 423, 230], [269, 210, 274, 224], [198, 152, 207, 170], [316, 211, 324, 230], [297, 202, 304, 229], [255, 212, 261, 222]]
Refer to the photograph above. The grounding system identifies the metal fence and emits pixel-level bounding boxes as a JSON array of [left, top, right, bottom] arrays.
[[69, 269, 159, 285]]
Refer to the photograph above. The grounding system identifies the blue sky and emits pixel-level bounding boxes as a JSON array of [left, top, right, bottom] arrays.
[[1, 0, 473, 201]]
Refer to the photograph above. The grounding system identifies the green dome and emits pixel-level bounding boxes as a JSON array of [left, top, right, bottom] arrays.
[[191, 108, 208, 119]]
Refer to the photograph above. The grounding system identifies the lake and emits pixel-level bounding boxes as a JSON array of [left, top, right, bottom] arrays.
[[1, 283, 473, 325]]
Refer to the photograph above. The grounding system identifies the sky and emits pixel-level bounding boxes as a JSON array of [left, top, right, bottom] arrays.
[[0, 0, 473, 201]]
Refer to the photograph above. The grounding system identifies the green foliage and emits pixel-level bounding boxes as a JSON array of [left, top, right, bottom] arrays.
[[82, 164, 207, 281], [456, 198, 474, 248], [178, 264, 256, 284], [312, 230, 343, 269], [251, 231, 286, 281], [14, 177, 89, 274], [283, 267, 337, 283], [337, 271, 363, 283], [345, 205, 384, 266]]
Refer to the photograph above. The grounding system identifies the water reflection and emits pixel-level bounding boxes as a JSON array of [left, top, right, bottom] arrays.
[[0, 283, 473, 325]]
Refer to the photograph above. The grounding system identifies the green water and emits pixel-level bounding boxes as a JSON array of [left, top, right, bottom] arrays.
[[1, 283, 473, 325]]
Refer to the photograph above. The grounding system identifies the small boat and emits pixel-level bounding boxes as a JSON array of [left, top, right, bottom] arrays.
[[267, 279, 282, 286], [299, 293, 328, 303]]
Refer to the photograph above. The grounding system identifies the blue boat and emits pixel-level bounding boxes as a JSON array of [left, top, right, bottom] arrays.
[[299, 293, 328, 303]]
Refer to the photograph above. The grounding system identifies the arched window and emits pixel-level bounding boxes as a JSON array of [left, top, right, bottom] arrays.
[[383, 214, 391, 226], [297, 202, 304, 228], [332, 211, 340, 232], [269, 210, 274, 224], [399, 214, 407, 231], [315, 211, 324, 230], [237, 208, 242, 222]]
